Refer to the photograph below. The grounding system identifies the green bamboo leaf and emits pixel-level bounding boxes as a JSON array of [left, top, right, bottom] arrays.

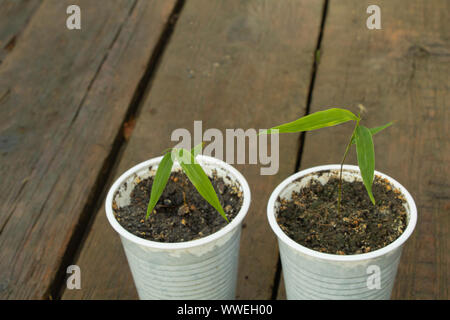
[[175, 148, 229, 222], [146, 152, 174, 219], [260, 108, 359, 135], [355, 125, 376, 204], [351, 122, 393, 144], [369, 122, 393, 136]]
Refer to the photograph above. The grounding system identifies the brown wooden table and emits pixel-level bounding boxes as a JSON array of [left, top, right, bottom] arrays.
[[0, 0, 448, 300]]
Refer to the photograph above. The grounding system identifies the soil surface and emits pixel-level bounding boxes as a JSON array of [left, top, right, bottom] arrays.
[[113, 170, 243, 242], [276, 174, 408, 255]]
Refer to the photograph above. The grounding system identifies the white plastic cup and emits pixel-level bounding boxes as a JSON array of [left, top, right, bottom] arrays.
[[267, 165, 417, 300], [106, 155, 251, 300]]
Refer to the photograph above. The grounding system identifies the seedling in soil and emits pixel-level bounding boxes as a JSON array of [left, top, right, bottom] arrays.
[[146, 144, 228, 222], [261, 108, 392, 212]]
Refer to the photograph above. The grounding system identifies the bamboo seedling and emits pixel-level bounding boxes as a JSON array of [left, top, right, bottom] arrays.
[[146, 144, 228, 222], [261, 108, 392, 212]]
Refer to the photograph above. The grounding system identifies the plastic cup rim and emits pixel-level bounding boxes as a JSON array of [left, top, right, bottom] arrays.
[[105, 155, 251, 251], [267, 164, 417, 262]]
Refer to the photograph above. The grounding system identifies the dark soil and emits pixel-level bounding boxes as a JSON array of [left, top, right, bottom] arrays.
[[276, 174, 408, 255], [113, 170, 243, 242]]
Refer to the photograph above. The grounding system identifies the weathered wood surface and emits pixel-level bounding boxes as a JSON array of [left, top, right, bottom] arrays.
[[0, 0, 42, 64], [2, 0, 447, 300], [277, 0, 449, 299], [0, 0, 176, 299], [62, 0, 324, 300]]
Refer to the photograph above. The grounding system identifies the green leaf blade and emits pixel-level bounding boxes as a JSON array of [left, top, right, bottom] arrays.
[[260, 108, 359, 135], [175, 149, 229, 223], [146, 152, 174, 219], [351, 122, 393, 145], [369, 122, 393, 136], [355, 125, 376, 204]]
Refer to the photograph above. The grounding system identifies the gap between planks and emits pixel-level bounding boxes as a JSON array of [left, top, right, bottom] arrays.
[[50, 0, 186, 300], [61, 0, 326, 300], [271, 0, 330, 300]]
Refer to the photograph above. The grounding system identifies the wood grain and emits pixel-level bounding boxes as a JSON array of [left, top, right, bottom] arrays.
[[0, 0, 176, 299], [283, 0, 449, 300], [0, 0, 42, 64], [62, 0, 324, 299]]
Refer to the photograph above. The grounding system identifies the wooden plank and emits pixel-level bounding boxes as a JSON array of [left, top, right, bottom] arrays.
[[0, 0, 42, 64], [0, 0, 176, 299], [277, 273, 286, 300], [296, 0, 449, 299], [62, 0, 324, 299]]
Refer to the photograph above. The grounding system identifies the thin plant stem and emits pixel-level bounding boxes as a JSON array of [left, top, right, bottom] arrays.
[[337, 120, 360, 214]]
